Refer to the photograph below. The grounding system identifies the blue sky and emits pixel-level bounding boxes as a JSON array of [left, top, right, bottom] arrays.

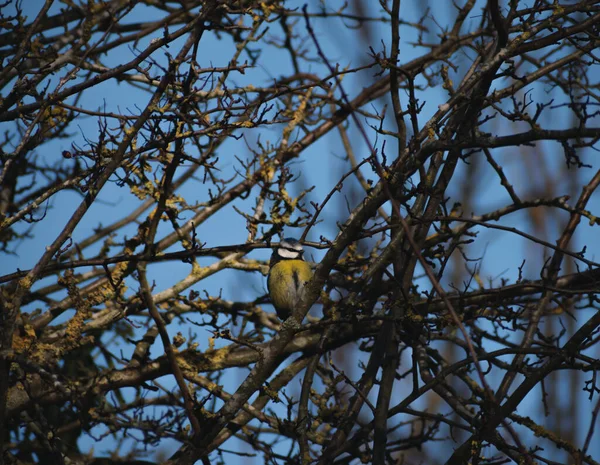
[[3, 0, 600, 463]]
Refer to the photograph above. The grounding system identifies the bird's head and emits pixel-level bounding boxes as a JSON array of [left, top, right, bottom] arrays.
[[273, 238, 305, 260]]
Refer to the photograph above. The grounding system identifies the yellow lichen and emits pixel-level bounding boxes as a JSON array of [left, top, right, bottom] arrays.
[[427, 126, 436, 140], [12, 324, 36, 354], [39, 106, 68, 135], [552, 0, 565, 16]]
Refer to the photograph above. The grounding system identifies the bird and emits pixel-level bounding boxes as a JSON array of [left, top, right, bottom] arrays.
[[267, 238, 313, 320]]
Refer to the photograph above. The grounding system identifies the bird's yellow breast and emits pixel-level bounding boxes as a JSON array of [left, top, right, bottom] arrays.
[[267, 259, 312, 319]]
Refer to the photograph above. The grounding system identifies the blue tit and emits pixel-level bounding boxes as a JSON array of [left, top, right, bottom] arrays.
[[267, 238, 313, 320]]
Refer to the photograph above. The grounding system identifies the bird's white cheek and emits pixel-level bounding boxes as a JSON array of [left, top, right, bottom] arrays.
[[277, 248, 300, 259]]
